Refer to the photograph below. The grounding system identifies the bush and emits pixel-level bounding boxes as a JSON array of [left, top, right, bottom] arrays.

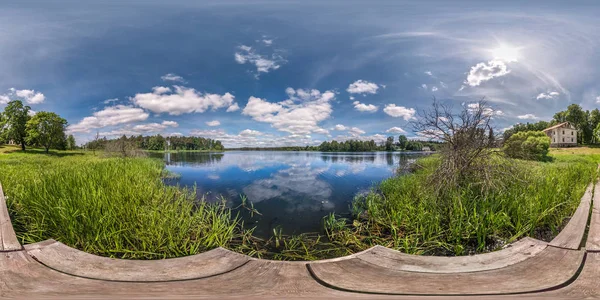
[[503, 131, 550, 161]]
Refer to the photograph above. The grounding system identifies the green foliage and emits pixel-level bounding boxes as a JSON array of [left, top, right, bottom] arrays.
[[319, 139, 379, 152], [385, 136, 394, 151], [503, 131, 551, 161], [398, 135, 408, 149], [25, 111, 67, 153], [503, 121, 551, 141], [83, 134, 224, 151], [66, 135, 77, 150], [405, 141, 423, 151], [327, 154, 596, 255], [0, 100, 31, 151]]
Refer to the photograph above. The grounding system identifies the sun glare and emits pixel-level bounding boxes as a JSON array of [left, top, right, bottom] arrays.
[[491, 44, 521, 62]]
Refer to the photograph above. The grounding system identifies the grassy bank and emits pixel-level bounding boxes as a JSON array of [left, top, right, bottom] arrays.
[[0, 146, 249, 259], [0, 145, 598, 260], [327, 151, 598, 255]]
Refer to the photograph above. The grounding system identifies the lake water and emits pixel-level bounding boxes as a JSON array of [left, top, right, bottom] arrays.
[[153, 151, 426, 238]]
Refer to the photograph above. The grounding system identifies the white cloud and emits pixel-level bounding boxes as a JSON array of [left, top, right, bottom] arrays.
[[242, 88, 335, 135], [421, 84, 428, 89], [431, 86, 438, 92], [131, 85, 236, 115], [239, 129, 263, 136], [161, 73, 185, 82], [348, 127, 365, 136], [67, 105, 149, 133], [103, 98, 119, 104], [465, 59, 510, 87], [333, 124, 347, 131], [596, 96, 600, 104], [353, 101, 378, 112], [346, 80, 380, 95], [0, 88, 45, 104], [98, 120, 178, 137], [27, 110, 37, 116], [262, 39, 273, 45], [206, 120, 221, 127], [425, 71, 433, 76], [235, 45, 285, 77], [226, 102, 240, 112], [383, 104, 416, 120], [536, 91, 560, 100], [517, 114, 539, 120], [466, 103, 504, 117], [386, 127, 407, 134]]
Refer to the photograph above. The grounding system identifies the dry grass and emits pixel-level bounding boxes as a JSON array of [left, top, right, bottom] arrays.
[[550, 147, 600, 156]]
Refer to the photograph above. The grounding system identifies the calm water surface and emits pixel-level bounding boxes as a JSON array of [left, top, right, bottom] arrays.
[[153, 151, 426, 237]]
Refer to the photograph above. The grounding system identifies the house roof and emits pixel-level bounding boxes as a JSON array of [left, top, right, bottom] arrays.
[[542, 122, 574, 132]]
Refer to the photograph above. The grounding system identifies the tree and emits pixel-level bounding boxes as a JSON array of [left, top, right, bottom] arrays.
[[385, 136, 394, 151], [503, 131, 550, 161], [1, 100, 31, 151], [398, 135, 408, 149], [25, 111, 67, 153], [66, 134, 77, 150]]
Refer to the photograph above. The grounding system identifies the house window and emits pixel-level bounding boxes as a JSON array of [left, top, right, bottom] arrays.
[[571, 137, 573, 142], [563, 130, 565, 134], [553, 138, 555, 142], [572, 131, 573, 135], [562, 138, 564, 142]]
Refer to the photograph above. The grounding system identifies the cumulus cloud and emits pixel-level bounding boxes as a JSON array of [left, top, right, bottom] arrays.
[[206, 120, 221, 126], [352, 101, 378, 112], [226, 103, 240, 112], [348, 127, 365, 136], [161, 73, 185, 82], [386, 127, 407, 134], [383, 104, 416, 120], [262, 39, 273, 45], [431, 86, 438, 92], [68, 105, 149, 133], [131, 85, 237, 115], [333, 124, 347, 131], [517, 114, 539, 120], [596, 96, 600, 104], [0, 88, 45, 104], [465, 59, 510, 87], [234, 45, 285, 77], [242, 88, 335, 135], [536, 91, 560, 100], [425, 71, 433, 76], [346, 80, 381, 95], [466, 103, 504, 117], [239, 129, 263, 136], [103, 98, 119, 104], [98, 120, 178, 137]]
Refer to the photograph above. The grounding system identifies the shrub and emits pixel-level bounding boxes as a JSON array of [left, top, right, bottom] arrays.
[[503, 131, 550, 161]]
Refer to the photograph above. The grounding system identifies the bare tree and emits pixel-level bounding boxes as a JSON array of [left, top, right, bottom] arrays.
[[412, 98, 512, 196]]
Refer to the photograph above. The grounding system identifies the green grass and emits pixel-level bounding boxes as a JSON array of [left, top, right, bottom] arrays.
[[0, 144, 598, 260], [0, 146, 249, 259], [327, 153, 598, 255]]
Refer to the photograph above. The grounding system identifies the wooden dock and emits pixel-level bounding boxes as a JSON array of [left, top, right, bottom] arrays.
[[2, 181, 600, 299]]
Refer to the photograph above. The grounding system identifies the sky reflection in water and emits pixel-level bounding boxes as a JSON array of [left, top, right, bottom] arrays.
[[156, 151, 425, 237]]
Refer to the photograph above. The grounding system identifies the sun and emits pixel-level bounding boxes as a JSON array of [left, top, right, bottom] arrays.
[[490, 44, 522, 62]]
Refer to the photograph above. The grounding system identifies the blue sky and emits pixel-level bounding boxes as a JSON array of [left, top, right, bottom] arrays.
[[1, 0, 600, 147]]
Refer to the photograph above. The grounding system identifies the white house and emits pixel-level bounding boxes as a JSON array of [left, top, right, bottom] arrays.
[[542, 122, 577, 147]]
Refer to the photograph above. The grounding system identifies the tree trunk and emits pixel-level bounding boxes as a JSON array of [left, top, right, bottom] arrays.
[[21, 141, 25, 151], [45, 146, 49, 153]]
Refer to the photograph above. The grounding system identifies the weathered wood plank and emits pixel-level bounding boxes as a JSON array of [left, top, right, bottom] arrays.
[[357, 237, 547, 273], [0, 183, 21, 251], [586, 181, 600, 251], [549, 183, 593, 250], [24, 239, 250, 282], [309, 246, 583, 295]]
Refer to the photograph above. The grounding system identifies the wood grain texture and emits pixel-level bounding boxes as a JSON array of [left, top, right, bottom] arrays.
[[549, 183, 593, 250], [24, 239, 249, 282], [0, 183, 21, 251], [586, 181, 600, 251], [309, 246, 583, 295], [357, 238, 547, 273]]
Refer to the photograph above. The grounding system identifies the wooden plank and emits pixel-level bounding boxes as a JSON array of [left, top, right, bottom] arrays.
[[309, 246, 583, 295], [586, 181, 600, 251], [549, 183, 593, 250], [0, 183, 21, 251], [539, 252, 600, 298], [25, 240, 250, 282], [357, 238, 547, 273]]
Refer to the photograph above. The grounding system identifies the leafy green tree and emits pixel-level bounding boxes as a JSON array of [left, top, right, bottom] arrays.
[[147, 135, 166, 150], [25, 111, 67, 153], [385, 136, 394, 151], [398, 135, 408, 149], [405, 141, 423, 151], [66, 134, 77, 150], [1, 100, 31, 151], [503, 131, 550, 161]]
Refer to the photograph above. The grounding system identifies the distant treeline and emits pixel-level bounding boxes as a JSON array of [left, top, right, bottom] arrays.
[[232, 136, 442, 152], [84, 134, 224, 151]]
